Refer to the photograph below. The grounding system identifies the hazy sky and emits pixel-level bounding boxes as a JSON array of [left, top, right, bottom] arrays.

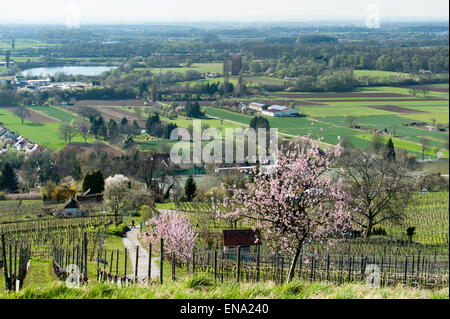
[[1, 0, 449, 24]]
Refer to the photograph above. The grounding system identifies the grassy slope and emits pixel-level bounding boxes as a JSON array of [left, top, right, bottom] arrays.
[[2, 277, 448, 299], [203, 106, 448, 158], [0, 108, 94, 150]]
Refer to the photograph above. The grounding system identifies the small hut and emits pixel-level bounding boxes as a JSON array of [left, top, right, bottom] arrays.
[[63, 197, 80, 217], [222, 229, 261, 258]]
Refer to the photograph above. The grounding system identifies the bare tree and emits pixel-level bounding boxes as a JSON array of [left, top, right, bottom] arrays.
[[59, 123, 77, 144], [13, 106, 30, 124], [339, 149, 415, 237], [133, 106, 144, 121], [345, 115, 357, 128], [76, 121, 90, 143], [409, 88, 417, 97], [419, 136, 432, 161]]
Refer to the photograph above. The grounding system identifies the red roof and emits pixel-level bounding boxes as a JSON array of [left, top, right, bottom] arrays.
[[222, 229, 261, 246]]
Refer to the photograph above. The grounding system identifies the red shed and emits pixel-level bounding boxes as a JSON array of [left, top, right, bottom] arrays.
[[222, 229, 261, 247]]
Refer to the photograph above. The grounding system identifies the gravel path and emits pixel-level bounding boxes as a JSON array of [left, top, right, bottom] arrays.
[[122, 228, 159, 281]]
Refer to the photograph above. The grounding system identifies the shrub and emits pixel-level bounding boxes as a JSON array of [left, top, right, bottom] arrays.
[[281, 280, 305, 295], [186, 273, 214, 289], [106, 223, 130, 236], [372, 227, 387, 236], [0, 191, 6, 200]]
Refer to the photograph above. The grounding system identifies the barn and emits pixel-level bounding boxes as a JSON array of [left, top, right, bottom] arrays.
[[261, 105, 299, 117]]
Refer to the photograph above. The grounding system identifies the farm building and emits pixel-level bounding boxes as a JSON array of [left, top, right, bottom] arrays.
[[261, 105, 299, 117], [76, 188, 104, 203], [63, 197, 80, 217], [248, 102, 267, 111], [222, 229, 261, 257]]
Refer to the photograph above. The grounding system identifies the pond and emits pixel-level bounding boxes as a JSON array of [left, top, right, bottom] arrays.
[[22, 66, 116, 77]]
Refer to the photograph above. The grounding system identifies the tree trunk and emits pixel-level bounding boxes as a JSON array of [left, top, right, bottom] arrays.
[[287, 246, 302, 283], [366, 220, 373, 238]]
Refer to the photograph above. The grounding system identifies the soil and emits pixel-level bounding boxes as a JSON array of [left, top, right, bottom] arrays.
[[75, 99, 147, 107], [366, 105, 428, 114]]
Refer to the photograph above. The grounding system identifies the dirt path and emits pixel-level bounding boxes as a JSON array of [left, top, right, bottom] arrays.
[[122, 228, 159, 281]]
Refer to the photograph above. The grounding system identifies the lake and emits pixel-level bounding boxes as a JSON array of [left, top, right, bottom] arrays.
[[22, 66, 116, 76]]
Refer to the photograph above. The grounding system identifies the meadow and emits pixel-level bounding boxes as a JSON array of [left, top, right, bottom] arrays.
[[30, 105, 80, 122], [2, 273, 448, 299], [0, 107, 94, 150], [200, 84, 449, 159]]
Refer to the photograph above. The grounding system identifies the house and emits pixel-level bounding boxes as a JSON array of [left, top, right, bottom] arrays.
[[0, 126, 7, 137], [222, 229, 261, 258], [232, 101, 247, 110], [76, 188, 104, 203], [261, 105, 299, 117], [248, 102, 267, 111], [63, 197, 80, 217]]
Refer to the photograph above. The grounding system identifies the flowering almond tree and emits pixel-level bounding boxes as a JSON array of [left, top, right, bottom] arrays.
[[214, 137, 352, 282], [140, 211, 197, 263]]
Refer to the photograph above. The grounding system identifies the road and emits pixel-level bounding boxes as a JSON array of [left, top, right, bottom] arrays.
[[122, 227, 160, 281]]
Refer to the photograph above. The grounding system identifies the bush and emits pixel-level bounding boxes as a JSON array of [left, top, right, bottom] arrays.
[[105, 223, 130, 236], [372, 227, 387, 236], [186, 273, 214, 289], [0, 191, 6, 200], [281, 280, 305, 295]]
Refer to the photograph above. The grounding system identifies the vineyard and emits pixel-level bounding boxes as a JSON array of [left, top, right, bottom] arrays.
[[158, 192, 450, 256], [0, 191, 448, 293]]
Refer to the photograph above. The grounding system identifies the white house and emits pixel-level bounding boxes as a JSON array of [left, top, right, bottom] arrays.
[[248, 102, 266, 111], [261, 105, 299, 117]]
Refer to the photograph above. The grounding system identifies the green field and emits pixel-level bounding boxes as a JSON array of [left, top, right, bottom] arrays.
[[0, 108, 94, 150], [203, 106, 449, 158], [354, 69, 411, 78], [30, 106, 81, 122], [398, 112, 449, 124], [136, 62, 223, 74]]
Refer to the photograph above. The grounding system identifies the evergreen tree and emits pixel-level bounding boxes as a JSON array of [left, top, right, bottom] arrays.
[[107, 119, 119, 141], [231, 54, 243, 76], [151, 78, 158, 103], [146, 113, 160, 134], [82, 169, 105, 194], [0, 163, 19, 193], [5, 50, 10, 68], [249, 116, 270, 131], [183, 174, 197, 202], [384, 138, 396, 161], [185, 101, 203, 118], [138, 81, 148, 98]]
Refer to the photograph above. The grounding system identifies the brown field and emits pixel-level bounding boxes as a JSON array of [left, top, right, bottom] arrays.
[[1, 107, 56, 123], [75, 99, 147, 107], [367, 105, 428, 114], [97, 107, 146, 128]]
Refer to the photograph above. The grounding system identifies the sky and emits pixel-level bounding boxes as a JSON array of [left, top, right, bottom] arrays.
[[1, 0, 449, 24]]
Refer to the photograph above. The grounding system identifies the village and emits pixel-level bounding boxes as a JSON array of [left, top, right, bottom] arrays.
[[0, 124, 43, 155]]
